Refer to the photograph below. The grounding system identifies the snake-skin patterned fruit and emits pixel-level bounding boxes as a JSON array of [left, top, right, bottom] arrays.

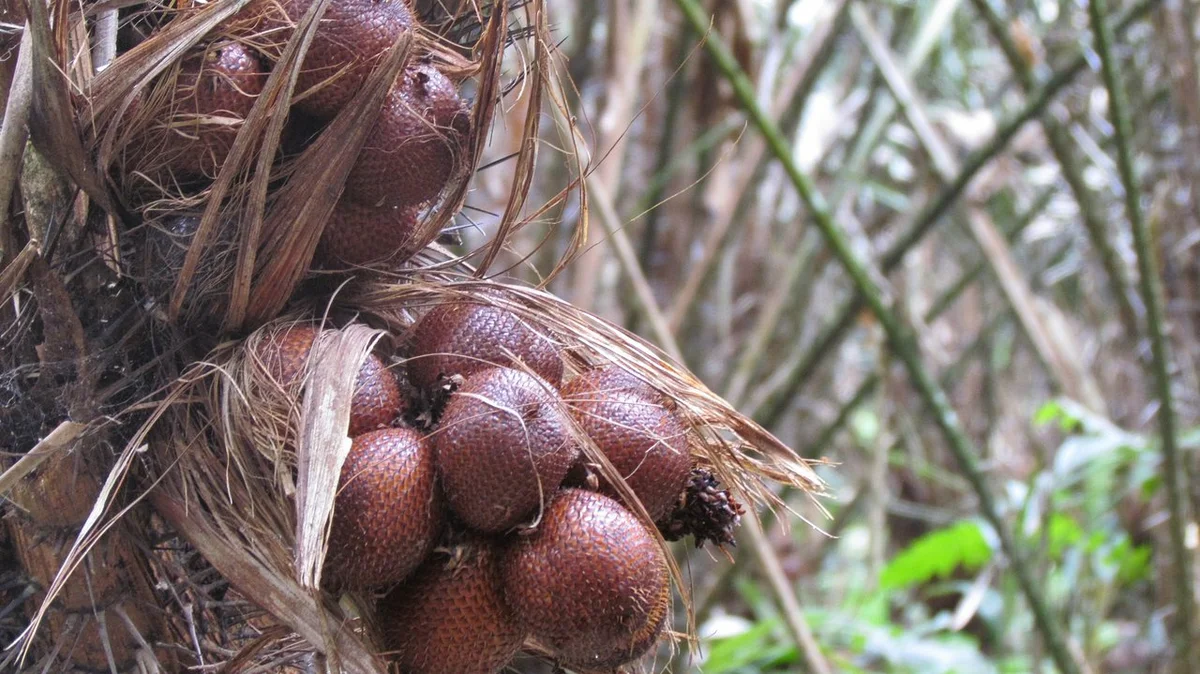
[[433, 367, 577, 533], [318, 198, 423, 267], [324, 428, 443, 588], [128, 41, 265, 179], [501, 489, 669, 669], [407, 301, 563, 390], [378, 537, 524, 674], [273, 0, 415, 118], [560, 365, 664, 405], [343, 63, 472, 209], [563, 388, 691, 522], [255, 324, 405, 435]]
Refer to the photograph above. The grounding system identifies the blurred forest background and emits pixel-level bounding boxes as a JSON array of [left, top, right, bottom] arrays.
[[461, 0, 1200, 672]]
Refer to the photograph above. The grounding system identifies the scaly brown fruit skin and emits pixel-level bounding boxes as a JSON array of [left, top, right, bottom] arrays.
[[501, 489, 670, 670], [257, 323, 321, 387], [378, 537, 525, 674], [563, 389, 692, 522], [407, 301, 564, 390], [349, 347, 405, 435], [128, 41, 265, 179], [275, 0, 416, 118], [255, 324, 406, 435], [560, 365, 665, 405], [433, 367, 577, 533], [318, 198, 422, 267], [324, 428, 443, 588], [343, 63, 472, 209]]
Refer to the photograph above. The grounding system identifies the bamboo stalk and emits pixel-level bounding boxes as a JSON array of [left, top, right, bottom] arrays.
[[671, 2, 1083, 671], [1085, 0, 1196, 669], [663, 0, 851, 333], [636, 22, 694, 273], [799, 185, 1056, 453], [850, 5, 1108, 414], [571, 0, 659, 314], [829, 0, 965, 208], [969, 0, 1141, 342], [748, 0, 1160, 428], [743, 511, 833, 674]]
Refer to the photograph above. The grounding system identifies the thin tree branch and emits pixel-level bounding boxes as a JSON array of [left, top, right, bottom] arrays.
[[969, 0, 1141, 341], [850, 5, 1108, 413], [0, 28, 33, 260], [748, 0, 1161, 428], [664, 0, 852, 333], [1085, 0, 1196, 669], [743, 511, 833, 674], [671, 2, 1084, 671], [803, 188, 1060, 460]]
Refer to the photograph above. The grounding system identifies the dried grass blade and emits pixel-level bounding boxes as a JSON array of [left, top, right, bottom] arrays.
[[0, 420, 86, 497], [244, 32, 417, 324], [293, 325, 386, 589], [473, 0, 532, 275], [534, 61, 590, 283], [86, 0, 250, 120], [0, 239, 37, 304], [170, 0, 339, 325], [217, 0, 340, 330], [152, 491, 386, 673], [26, 0, 115, 214]]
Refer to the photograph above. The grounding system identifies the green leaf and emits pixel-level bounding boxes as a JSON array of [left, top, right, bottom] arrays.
[[1033, 399, 1081, 431], [1141, 474, 1162, 499], [702, 619, 783, 673], [1109, 541, 1153, 585], [1046, 513, 1083, 559], [1034, 400, 1066, 427], [880, 521, 993, 589]]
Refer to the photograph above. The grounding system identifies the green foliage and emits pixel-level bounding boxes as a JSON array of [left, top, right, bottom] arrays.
[[1045, 513, 1083, 559], [1034, 399, 1082, 431], [880, 521, 993, 590], [1109, 539, 1152, 585], [702, 619, 798, 673]]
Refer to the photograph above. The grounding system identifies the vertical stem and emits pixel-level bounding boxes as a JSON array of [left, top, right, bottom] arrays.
[[0, 29, 32, 260], [91, 11, 118, 72], [637, 24, 693, 270], [970, 0, 1141, 341], [743, 512, 833, 674], [1085, 0, 1196, 669], [670, 2, 1082, 672]]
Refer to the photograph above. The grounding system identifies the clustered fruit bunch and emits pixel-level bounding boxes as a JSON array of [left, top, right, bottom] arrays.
[[124, 0, 472, 269], [1, 0, 819, 671], [255, 297, 743, 673]]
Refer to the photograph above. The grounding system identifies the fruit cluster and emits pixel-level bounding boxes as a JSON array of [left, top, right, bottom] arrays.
[[125, 0, 471, 267], [256, 298, 711, 673]]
